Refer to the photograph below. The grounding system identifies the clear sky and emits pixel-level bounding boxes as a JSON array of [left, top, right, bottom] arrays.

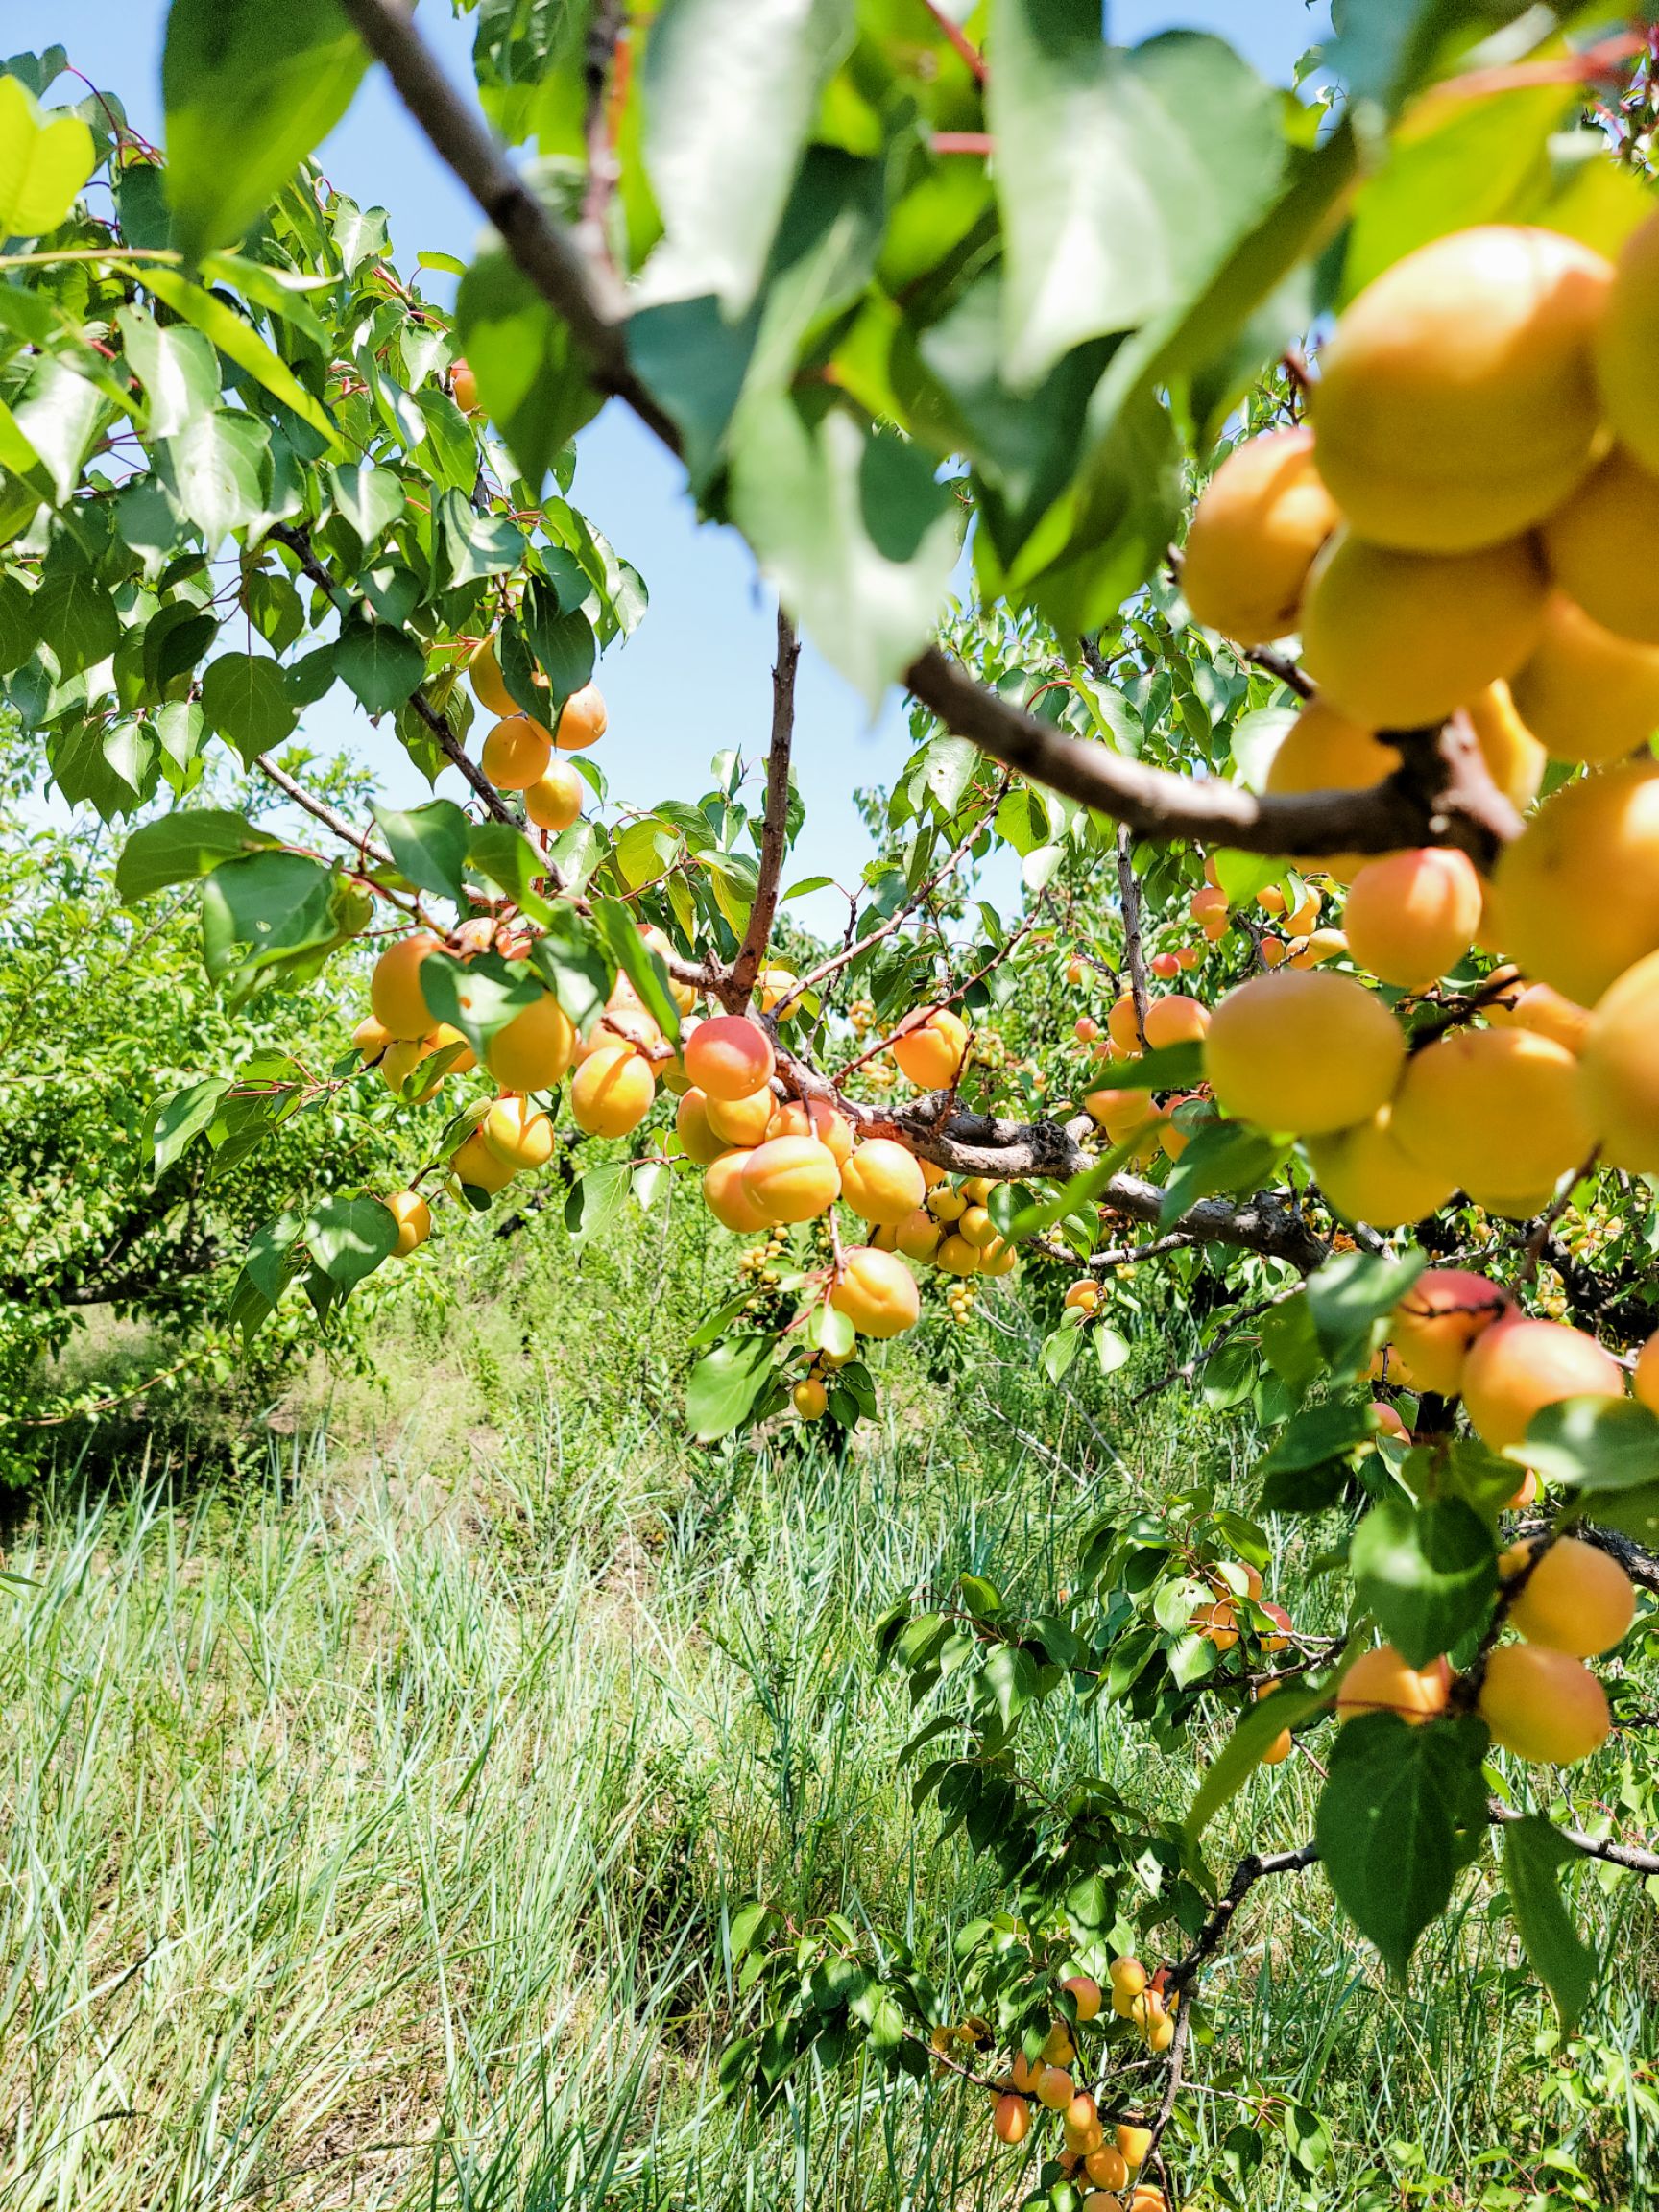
[[38, 1, 1332, 929]]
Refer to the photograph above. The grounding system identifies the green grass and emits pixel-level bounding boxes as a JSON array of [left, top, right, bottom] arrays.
[[3, 1222, 1657, 2210]]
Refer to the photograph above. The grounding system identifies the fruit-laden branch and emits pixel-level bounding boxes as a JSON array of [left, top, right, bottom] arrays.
[[333, 0, 1525, 869], [729, 607, 800, 1010]]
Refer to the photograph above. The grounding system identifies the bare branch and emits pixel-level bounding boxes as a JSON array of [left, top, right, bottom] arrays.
[[254, 753, 396, 875], [1243, 643, 1315, 699], [1116, 824, 1149, 1047], [578, 1, 627, 278], [730, 607, 800, 1010]]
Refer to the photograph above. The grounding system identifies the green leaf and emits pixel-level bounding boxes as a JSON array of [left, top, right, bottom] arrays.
[[303, 1194, 397, 1290], [1159, 1120, 1284, 1229], [140, 266, 343, 450], [1323, 0, 1541, 118], [161, 408, 271, 548], [1508, 1396, 1659, 1497], [1042, 1322, 1083, 1383], [989, 12, 1284, 388], [454, 243, 602, 492], [1005, 1142, 1133, 1241], [565, 1161, 632, 1248], [1258, 1292, 1325, 1400], [1088, 1040, 1204, 1092], [150, 1075, 230, 1181], [417, 950, 545, 1060], [0, 74, 96, 236], [728, 399, 961, 708], [328, 459, 405, 549], [591, 895, 683, 1047], [161, 0, 369, 261], [115, 807, 280, 900], [467, 819, 557, 928], [528, 907, 611, 1033], [116, 305, 220, 439], [640, 0, 854, 316], [1256, 1396, 1371, 1512], [32, 565, 117, 678], [11, 356, 104, 505], [1185, 1677, 1329, 1843], [1308, 1247, 1427, 1377], [685, 1335, 779, 1442], [521, 577, 596, 716], [200, 849, 339, 982], [1314, 1714, 1490, 1978], [1503, 1815, 1597, 2032], [373, 798, 471, 908], [1349, 1495, 1496, 1671], [199, 650, 296, 764], [334, 615, 424, 715]]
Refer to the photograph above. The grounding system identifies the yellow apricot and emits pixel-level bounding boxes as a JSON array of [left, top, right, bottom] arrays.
[[424, 1022, 476, 1074], [1129, 2188, 1167, 2212], [1204, 971, 1405, 1135], [353, 1013, 392, 1061], [1064, 1279, 1101, 1312], [1503, 1536, 1635, 1658], [1305, 1106, 1455, 1229], [554, 680, 607, 750], [1117, 2123, 1153, 2171], [1509, 591, 1659, 766], [1507, 982, 1591, 1054], [1063, 2091, 1098, 2140], [892, 1006, 968, 1090], [1543, 444, 1659, 644], [926, 1183, 967, 1222], [1257, 1678, 1294, 1765], [1388, 1269, 1505, 1395], [569, 1042, 655, 1137], [830, 1247, 921, 1338], [793, 1377, 829, 1422], [481, 712, 553, 792], [1372, 1400, 1410, 1443], [1300, 527, 1548, 732], [705, 1087, 776, 1148], [1108, 1956, 1146, 2008], [741, 1136, 841, 1223], [468, 635, 515, 716], [371, 932, 443, 1040], [1060, 1973, 1101, 2024], [685, 1014, 775, 1101], [1191, 1599, 1238, 1650], [936, 1232, 981, 1276], [991, 2093, 1030, 2145], [1578, 948, 1659, 1172], [1390, 1028, 1594, 1202], [896, 1208, 943, 1263], [381, 1037, 444, 1103], [1142, 993, 1209, 1048], [1009, 2052, 1041, 2096], [1036, 2065, 1074, 2112], [1180, 424, 1339, 643], [703, 1151, 771, 1233], [840, 1139, 926, 1227], [381, 1190, 431, 1258], [1460, 1314, 1624, 1451], [1495, 759, 1659, 1003], [525, 757, 585, 832], [1478, 1643, 1610, 1765], [958, 1205, 998, 1251], [1142, 2004, 1175, 2054], [1262, 702, 1404, 880], [450, 358, 479, 412], [981, 1234, 1019, 1277], [1334, 1646, 1452, 1723], [1310, 226, 1611, 553], [674, 1090, 726, 1166], [482, 1094, 556, 1171], [1105, 993, 1143, 1055], [765, 1097, 853, 1166], [484, 993, 575, 1094], [756, 966, 798, 1014], [451, 1129, 517, 1195], [1342, 846, 1483, 991], [1040, 2020, 1075, 2067], [1594, 207, 1659, 471], [1086, 2148, 1130, 2191]]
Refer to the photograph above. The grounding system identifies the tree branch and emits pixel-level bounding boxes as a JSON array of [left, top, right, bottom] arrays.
[[729, 606, 800, 1010], [253, 754, 395, 875], [1116, 824, 1149, 1047], [577, 0, 626, 280]]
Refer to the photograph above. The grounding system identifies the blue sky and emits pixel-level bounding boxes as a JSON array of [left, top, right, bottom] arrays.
[[40, 1, 1332, 927]]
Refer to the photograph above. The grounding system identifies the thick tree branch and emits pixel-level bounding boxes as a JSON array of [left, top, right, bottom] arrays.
[[730, 607, 800, 1010]]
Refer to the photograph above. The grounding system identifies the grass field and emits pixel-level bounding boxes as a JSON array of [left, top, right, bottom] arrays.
[[3, 1213, 1657, 2210]]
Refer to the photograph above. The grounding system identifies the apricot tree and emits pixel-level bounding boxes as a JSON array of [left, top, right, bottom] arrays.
[[5, 1, 1659, 2200]]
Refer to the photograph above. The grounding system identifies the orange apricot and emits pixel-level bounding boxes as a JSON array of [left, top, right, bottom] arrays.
[[1478, 1644, 1610, 1764], [353, 1013, 392, 1062], [1502, 1536, 1635, 1658], [1636, 1329, 1659, 1413], [892, 1006, 969, 1090], [381, 1190, 432, 1258], [482, 1094, 556, 1172], [451, 1128, 517, 1195], [1494, 759, 1659, 1004], [468, 635, 515, 716], [1143, 993, 1209, 1048], [896, 1209, 943, 1263], [1036, 2066, 1074, 2111], [525, 757, 585, 833], [1343, 847, 1483, 991], [1390, 1028, 1594, 1205], [705, 1086, 777, 1148], [741, 1135, 841, 1223], [1335, 1646, 1452, 1723], [1509, 590, 1659, 766], [1460, 1313, 1624, 1452], [685, 1014, 775, 1102], [765, 1096, 853, 1166], [569, 1042, 655, 1137], [1180, 424, 1339, 642], [1116, 2123, 1153, 2170], [830, 1247, 921, 1338], [481, 712, 553, 792], [1060, 1973, 1101, 2023], [675, 1088, 728, 1166], [554, 680, 608, 750], [1543, 445, 1659, 645], [371, 932, 443, 1040], [1204, 971, 1405, 1135], [991, 2092, 1030, 2145], [792, 1377, 829, 1422], [1594, 207, 1659, 472], [840, 1139, 927, 1227], [1305, 1105, 1455, 1229], [704, 1151, 772, 1234], [1388, 1268, 1505, 1395], [484, 993, 575, 1093]]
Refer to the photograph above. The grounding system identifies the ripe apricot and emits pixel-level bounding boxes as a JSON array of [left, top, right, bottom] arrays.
[[569, 1043, 655, 1137], [705, 1086, 776, 1147], [1506, 982, 1591, 1054], [1256, 1680, 1293, 1765], [468, 635, 515, 715], [1191, 1598, 1238, 1650], [1390, 1028, 1594, 1203], [896, 1209, 943, 1263], [1075, 1015, 1100, 1044], [1036, 2066, 1073, 2111], [1478, 1643, 1610, 1765], [1342, 847, 1483, 991], [524, 757, 585, 833], [1180, 424, 1339, 642], [1578, 948, 1659, 1172], [451, 1128, 517, 1194], [1310, 226, 1611, 553], [991, 2092, 1030, 2145], [353, 1013, 392, 1062], [1085, 2146, 1130, 2190], [1061, 1973, 1101, 2023], [381, 1037, 444, 1103], [1543, 444, 1659, 644], [831, 1247, 921, 1338], [1041, 2020, 1075, 2066], [1502, 1536, 1635, 1657], [793, 1377, 829, 1422], [1150, 950, 1180, 980], [481, 713, 553, 792], [1290, 926, 1347, 969], [840, 1139, 926, 1226], [892, 1006, 969, 1090], [1190, 882, 1228, 926], [1306, 1106, 1455, 1229], [936, 1232, 981, 1276], [1140, 2000, 1175, 2053], [766, 1097, 853, 1165], [1108, 1957, 1147, 2016], [381, 1190, 431, 1257], [1204, 971, 1405, 1135], [1509, 591, 1659, 766], [1335, 1646, 1452, 1722], [554, 680, 607, 750], [1636, 1329, 1659, 1413], [1064, 1279, 1101, 1313], [484, 993, 575, 1093], [685, 1014, 775, 1102], [1388, 1269, 1505, 1395], [704, 1151, 772, 1233], [1300, 527, 1547, 731], [1372, 1401, 1410, 1443], [1142, 993, 1209, 1048], [1460, 1313, 1624, 1451], [674, 1090, 727, 1166], [1258, 1601, 1293, 1652], [450, 358, 479, 412], [371, 932, 443, 1040], [1064, 2092, 1100, 2145], [1104, 993, 1143, 1054], [742, 1136, 841, 1224], [1593, 207, 1659, 471], [926, 1184, 966, 1222], [1117, 2123, 1153, 2170], [1495, 759, 1659, 1004], [1129, 2189, 1167, 2212], [1262, 701, 1404, 880], [1009, 2051, 1041, 2096], [483, 1094, 556, 1171]]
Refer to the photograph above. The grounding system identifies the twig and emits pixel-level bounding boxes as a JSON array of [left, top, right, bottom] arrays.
[[918, 0, 989, 83], [578, 0, 626, 279], [253, 754, 394, 874], [1116, 824, 1149, 1048], [730, 606, 800, 1010], [1242, 643, 1315, 699]]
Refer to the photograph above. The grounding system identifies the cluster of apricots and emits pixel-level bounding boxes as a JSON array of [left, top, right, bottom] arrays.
[[1186, 1558, 1298, 1755], [467, 632, 607, 828], [1175, 218, 1659, 1233], [1319, 1269, 1645, 1767], [981, 1973, 1166, 2205]]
